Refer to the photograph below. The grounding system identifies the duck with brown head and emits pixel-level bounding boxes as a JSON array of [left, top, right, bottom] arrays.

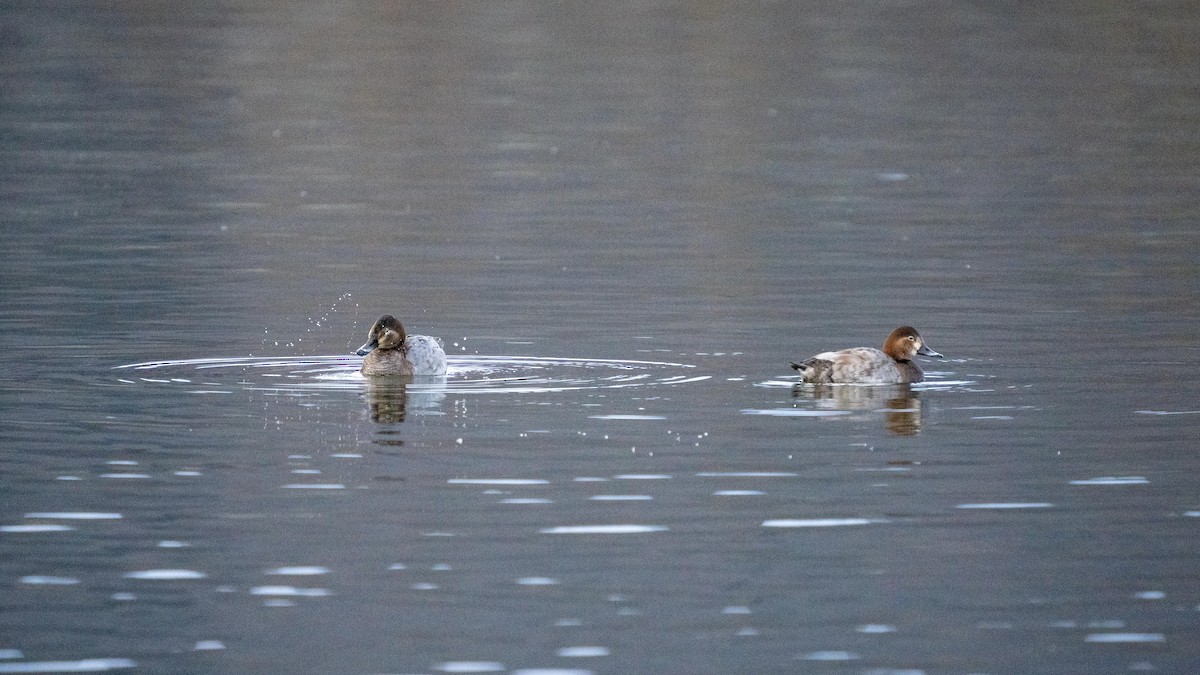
[[356, 314, 448, 377], [790, 326, 942, 384]]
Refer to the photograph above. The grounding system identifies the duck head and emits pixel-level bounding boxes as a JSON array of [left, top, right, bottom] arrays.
[[884, 326, 942, 362], [356, 315, 407, 356]]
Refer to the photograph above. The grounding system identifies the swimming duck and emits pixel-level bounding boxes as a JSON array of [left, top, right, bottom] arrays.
[[790, 326, 942, 384], [356, 314, 448, 377]]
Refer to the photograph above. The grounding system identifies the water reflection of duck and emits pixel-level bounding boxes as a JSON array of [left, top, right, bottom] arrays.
[[355, 314, 448, 377], [790, 326, 941, 384], [362, 377, 449, 424], [365, 379, 409, 423], [794, 384, 923, 435]]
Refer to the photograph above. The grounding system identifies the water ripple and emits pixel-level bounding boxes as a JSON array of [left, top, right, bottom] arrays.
[[114, 354, 708, 394]]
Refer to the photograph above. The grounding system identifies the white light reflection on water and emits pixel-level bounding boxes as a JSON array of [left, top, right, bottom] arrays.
[[755, 378, 977, 390], [762, 518, 881, 528], [1069, 476, 1150, 486], [448, 479, 549, 486], [433, 662, 506, 673], [539, 525, 668, 534], [249, 586, 332, 597], [713, 490, 765, 496], [800, 650, 859, 661], [1084, 633, 1166, 643], [740, 408, 852, 417], [24, 512, 122, 520], [19, 576, 80, 585], [267, 566, 330, 576], [956, 503, 1054, 509], [516, 577, 559, 586], [0, 659, 136, 673], [2, 525, 75, 533], [556, 646, 609, 657], [696, 472, 797, 477], [123, 569, 207, 580], [114, 355, 710, 395]]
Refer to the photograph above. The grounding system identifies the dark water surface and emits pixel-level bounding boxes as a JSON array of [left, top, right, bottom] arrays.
[[3, 1, 1199, 673]]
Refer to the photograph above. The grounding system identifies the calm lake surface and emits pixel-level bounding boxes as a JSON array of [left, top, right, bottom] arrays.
[[3, 1, 1199, 673]]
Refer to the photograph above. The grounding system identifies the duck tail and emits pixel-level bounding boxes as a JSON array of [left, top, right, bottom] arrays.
[[791, 358, 833, 384]]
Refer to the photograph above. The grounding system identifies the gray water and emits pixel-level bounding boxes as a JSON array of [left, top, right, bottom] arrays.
[[3, 2, 1199, 673]]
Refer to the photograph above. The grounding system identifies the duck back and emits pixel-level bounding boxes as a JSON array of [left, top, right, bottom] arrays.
[[405, 335, 448, 376], [798, 347, 924, 384]]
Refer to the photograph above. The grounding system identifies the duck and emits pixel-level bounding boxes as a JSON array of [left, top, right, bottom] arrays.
[[355, 314, 448, 377], [790, 326, 942, 384]]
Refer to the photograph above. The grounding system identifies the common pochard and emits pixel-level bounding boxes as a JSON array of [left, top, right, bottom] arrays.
[[356, 314, 448, 377], [790, 326, 942, 384]]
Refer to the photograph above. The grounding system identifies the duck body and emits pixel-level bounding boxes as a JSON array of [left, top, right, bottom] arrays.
[[403, 334, 449, 376], [356, 314, 448, 377], [791, 326, 941, 385]]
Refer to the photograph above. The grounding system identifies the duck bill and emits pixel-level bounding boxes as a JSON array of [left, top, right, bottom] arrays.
[[916, 344, 942, 358], [355, 339, 377, 356]]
